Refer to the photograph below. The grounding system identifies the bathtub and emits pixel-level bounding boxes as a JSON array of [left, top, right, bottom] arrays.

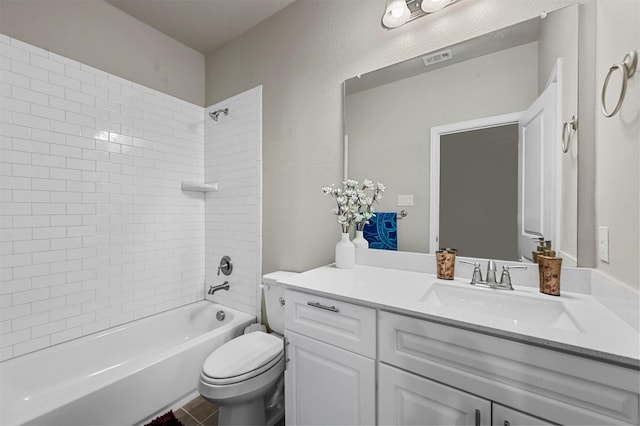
[[0, 301, 255, 426]]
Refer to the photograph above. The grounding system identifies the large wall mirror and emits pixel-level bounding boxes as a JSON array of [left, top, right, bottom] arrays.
[[345, 5, 578, 265]]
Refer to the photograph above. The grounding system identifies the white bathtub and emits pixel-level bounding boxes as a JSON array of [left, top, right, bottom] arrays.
[[0, 301, 255, 426]]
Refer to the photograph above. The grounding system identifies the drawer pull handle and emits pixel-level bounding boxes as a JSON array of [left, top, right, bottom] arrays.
[[307, 301, 340, 313], [475, 409, 481, 426]]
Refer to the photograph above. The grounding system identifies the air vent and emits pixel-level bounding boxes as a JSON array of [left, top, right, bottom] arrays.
[[422, 49, 453, 67]]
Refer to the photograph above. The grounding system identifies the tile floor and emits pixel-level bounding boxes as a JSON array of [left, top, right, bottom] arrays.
[[173, 396, 285, 426], [174, 396, 219, 426]]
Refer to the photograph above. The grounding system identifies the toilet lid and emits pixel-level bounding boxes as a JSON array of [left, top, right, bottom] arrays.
[[202, 332, 283, 380]]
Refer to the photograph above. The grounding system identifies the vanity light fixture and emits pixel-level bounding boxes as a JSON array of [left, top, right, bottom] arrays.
[[382, 0, 461, 29]]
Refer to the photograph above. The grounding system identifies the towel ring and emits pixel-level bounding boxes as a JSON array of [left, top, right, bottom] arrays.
[[561, 115, 577, 153], [601, 50, 637, 118]]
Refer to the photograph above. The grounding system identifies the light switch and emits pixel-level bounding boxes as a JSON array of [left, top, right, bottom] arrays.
[[598, 226, 609, 263], [397, 195, 414, 206]]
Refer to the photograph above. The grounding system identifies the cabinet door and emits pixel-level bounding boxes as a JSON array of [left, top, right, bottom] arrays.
[[284, 331, 375, 426], [492, 404, 555, 426], [379, 363, 491, 426]]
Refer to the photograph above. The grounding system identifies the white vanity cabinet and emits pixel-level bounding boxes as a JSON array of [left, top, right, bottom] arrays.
[[283, 290, 376, 425], [379, 311, 639, 426]]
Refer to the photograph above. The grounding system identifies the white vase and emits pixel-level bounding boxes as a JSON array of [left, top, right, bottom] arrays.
[[335, 232, 355, 269], [352, 230, 369, 249]]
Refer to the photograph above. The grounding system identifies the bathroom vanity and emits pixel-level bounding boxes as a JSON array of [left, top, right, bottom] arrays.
[[279, 264, 639, 426]]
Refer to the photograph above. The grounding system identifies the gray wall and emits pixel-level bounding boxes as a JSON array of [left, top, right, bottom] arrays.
[[440, 125, 519, 261], [205, 0, 579, 274], [206, 0, 637, 287], [0, 0, 205, 106], [594, 0, 639, 286]]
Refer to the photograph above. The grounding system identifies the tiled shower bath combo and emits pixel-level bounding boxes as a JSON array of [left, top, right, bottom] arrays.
[[0, 35, 262, 425]]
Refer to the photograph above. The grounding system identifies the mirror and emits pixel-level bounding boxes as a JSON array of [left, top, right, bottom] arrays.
[[345, 5, 578, 265]]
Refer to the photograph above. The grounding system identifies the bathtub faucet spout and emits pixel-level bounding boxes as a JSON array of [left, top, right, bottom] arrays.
[[208, 281, 230, 295]]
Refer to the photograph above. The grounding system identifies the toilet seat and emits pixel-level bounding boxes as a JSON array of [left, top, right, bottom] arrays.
[[201, 332, 283, 386]]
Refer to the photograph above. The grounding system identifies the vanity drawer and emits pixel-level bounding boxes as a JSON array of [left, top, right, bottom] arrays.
[[285, 290, 376, 358], [379, 311, 639, 425]]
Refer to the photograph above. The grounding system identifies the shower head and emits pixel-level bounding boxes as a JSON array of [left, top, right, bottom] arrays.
[[209, 108, 228, 121]]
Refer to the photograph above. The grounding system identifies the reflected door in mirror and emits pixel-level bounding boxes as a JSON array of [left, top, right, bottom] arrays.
[[518, 83, 558, 261]]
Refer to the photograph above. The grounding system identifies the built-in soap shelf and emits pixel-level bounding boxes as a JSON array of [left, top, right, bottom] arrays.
[[181, 182, 219, 192]]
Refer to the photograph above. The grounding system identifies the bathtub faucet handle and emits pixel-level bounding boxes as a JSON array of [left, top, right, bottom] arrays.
[[217, 256, 233, 276]]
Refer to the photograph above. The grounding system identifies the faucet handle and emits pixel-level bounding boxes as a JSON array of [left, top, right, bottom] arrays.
[[459, 260, 483, 285], [217, 256, 233, 276], [499, 264, 527, 289]]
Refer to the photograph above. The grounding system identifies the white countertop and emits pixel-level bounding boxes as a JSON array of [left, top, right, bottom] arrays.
[[279, 264, 640, 369]]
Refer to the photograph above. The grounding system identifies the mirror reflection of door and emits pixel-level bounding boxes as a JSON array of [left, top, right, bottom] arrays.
[[517, 82, 558, 261], [439, 125, 519, 260]]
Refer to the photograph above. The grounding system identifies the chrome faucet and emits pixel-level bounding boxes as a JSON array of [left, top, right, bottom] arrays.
[[459, 260, 526, 290], [208, 281, 230, 295], [485, 260, 498, 287]]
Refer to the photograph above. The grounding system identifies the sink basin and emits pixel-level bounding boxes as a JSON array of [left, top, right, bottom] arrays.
[[420, 283, 583, 333]]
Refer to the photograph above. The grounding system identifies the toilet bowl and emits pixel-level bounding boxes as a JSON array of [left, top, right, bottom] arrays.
[[198, 271, 297, 426]]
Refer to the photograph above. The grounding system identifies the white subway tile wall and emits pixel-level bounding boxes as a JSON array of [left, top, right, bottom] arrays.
[[204, 87, 262, 319], [0, 35, 207, 361]]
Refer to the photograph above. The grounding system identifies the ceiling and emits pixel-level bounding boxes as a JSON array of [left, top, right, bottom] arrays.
[[104, 0, 296, 55]]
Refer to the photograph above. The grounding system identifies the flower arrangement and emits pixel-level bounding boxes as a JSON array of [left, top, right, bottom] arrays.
[[322, 179, 385, 233], [355, 179, 385, 231]]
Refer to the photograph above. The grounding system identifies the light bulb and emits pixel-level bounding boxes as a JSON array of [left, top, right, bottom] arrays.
[[382, 0, 410, 28], [391, 7, 404, 18]]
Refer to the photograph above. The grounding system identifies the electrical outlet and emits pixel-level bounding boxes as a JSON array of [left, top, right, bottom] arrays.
[[598, 226, 609, 263]]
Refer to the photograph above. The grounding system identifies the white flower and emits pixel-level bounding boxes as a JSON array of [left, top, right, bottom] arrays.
[[322, 178, 386, 233]]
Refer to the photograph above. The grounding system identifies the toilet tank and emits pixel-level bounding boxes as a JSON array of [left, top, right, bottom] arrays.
[[262, 271, 298, 335]]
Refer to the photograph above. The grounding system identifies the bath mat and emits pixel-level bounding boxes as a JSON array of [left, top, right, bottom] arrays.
[[144, 410, 184, 426]]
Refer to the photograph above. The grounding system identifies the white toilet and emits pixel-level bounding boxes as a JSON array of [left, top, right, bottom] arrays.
[[198, 271, 297, 426]]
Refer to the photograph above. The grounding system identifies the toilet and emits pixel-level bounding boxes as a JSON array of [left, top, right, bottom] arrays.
[[198, 271, 297, 426]]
